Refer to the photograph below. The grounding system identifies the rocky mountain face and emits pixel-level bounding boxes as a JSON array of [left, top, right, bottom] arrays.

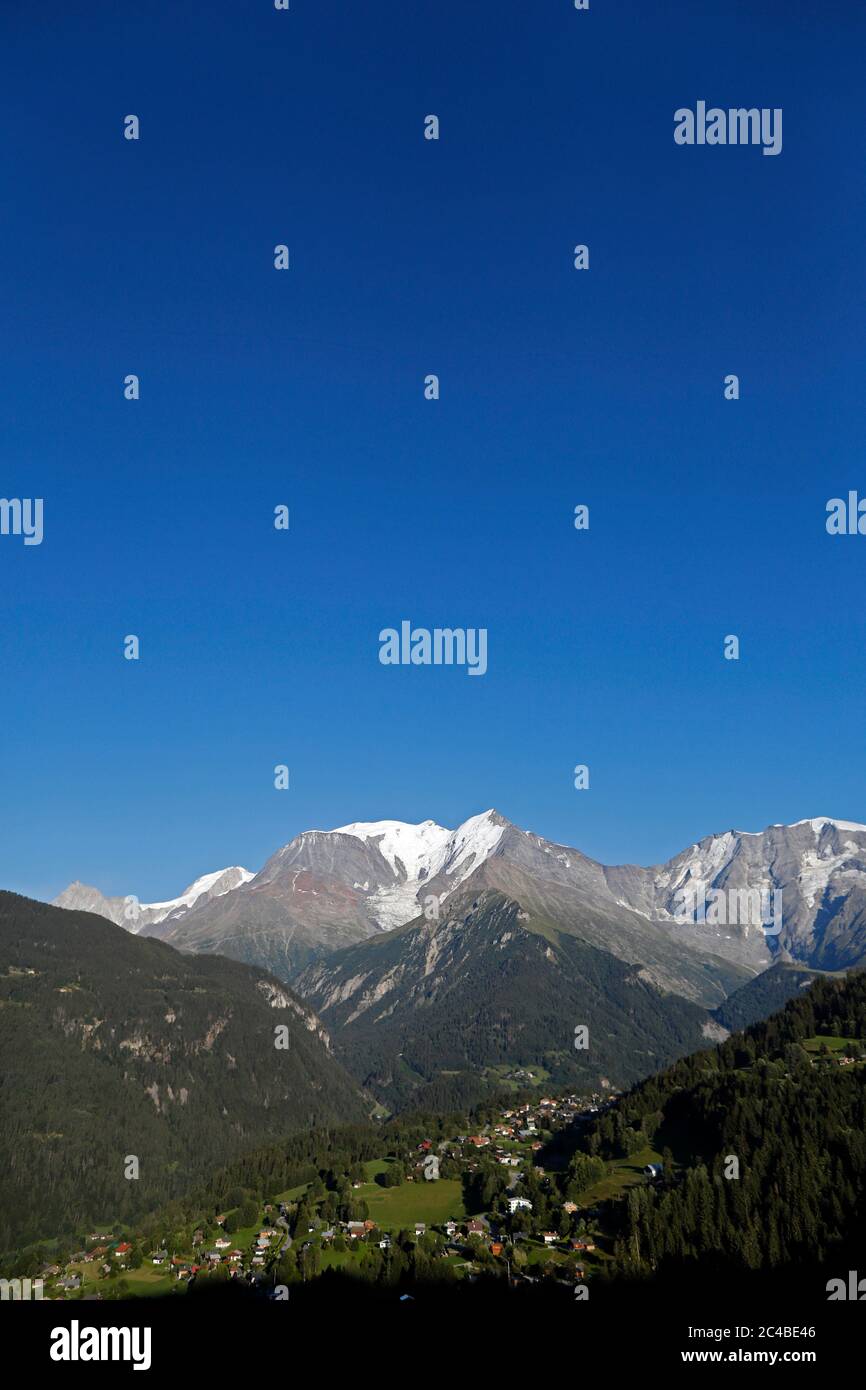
[[0, 892, 369, 1249], [52, 865, 253, 935], [293, 885, 723, 1111], [624, 817, 866, 971]]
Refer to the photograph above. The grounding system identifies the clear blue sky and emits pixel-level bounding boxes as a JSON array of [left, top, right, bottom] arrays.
[[2, 0, 865, 901]]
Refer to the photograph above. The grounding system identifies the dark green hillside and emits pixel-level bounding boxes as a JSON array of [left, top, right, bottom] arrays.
[[0, 893, 368, 1251], [712, 960, 829, 1033], [578, 970, 866, 1279]]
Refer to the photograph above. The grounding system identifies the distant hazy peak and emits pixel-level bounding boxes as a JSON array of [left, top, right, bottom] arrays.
[[52, 865, 254, 933]]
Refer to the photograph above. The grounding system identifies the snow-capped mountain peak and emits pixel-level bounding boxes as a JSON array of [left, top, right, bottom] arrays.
[[329, 817, 452, 880], [52, 865, 254, 934], [148, 865, 255, 916], [322, 809, 508, 929], [328, 809, 506, 879], [790, 816, 866, 834], [441, 809, 508, 879]]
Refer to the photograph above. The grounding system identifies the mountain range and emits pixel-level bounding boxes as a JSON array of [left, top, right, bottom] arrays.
[[54, 810, 866, 986], [48, 810, 866, 1108]]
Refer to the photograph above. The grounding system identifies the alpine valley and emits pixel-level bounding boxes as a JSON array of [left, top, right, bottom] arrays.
[[50, 810, 866, 1111]]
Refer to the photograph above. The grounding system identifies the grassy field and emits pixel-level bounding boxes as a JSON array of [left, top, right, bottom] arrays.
[[522, 1238, 607, 1274], [274, 1159, 391, 1209], [63, 1260, 101, 1290], [572, 1146, 663, 1205], [482, 1064, 552, 1091], [59, 1260, 178, 1299], [116, 1266, 177, 1297], [525, 1241, 567, 1267], [318, 1246, 355, 1271], [219, 1221, 262, 1251], [362, 1159, 392, 1181], [272, 1182, 310, 1203], [802, 1035, 859, 1054], [275, 1158, 467, 1232], [356, 1177, 467, 1230]]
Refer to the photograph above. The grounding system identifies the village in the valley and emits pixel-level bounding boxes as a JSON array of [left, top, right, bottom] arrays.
[[35, 1088, 652, 1301]]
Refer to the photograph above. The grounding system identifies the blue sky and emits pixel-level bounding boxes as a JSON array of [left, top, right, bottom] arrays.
[[2, 0, 865, 901]]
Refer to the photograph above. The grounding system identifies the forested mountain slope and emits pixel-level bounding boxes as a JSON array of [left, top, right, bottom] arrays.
[[296, 888, 721, 1111], [0, 893, 369, 1251], [579, 971, 866, 1280]]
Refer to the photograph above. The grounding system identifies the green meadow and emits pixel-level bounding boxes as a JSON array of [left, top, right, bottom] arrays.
[[572, 1146, 664, 1205], [357, 1176, 467, 1229], [275, 1158, 466, 1232], [802, 1035, 859, 1054]]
